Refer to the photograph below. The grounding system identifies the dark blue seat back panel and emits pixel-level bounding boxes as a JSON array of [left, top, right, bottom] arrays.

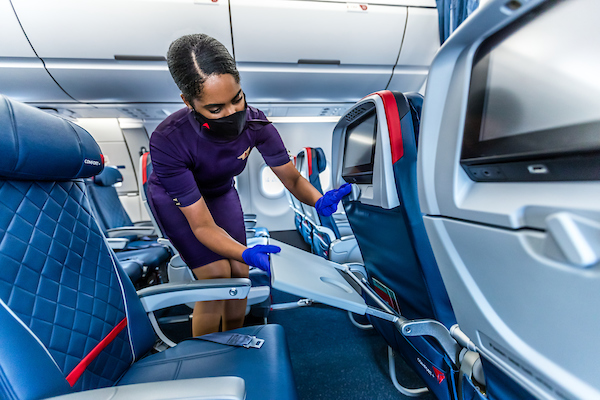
[[391, 93, 456, 327], [480, 358, 535, 400], [344, 92, 456, 327], [345, 202, 436, 320], [343, 91, 457, 399]]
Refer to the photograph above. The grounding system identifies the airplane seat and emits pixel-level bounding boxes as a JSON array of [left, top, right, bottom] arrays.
[[86, 167, 156, 246], [84, 167, 171, 287], [290, 152, 314, 247], [417, 1, 600, 399], [285, 155, 305, 233], [296, 147, 363, 264], [139, 152, 271, 317], [334, 90, 459, 399], [0, 96, 297, 400]]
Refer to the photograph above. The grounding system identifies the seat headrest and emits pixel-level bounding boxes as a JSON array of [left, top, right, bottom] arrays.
[[0, 96, 104, 181], [93, 166, 123, 187], [314, 148, 327, 174]]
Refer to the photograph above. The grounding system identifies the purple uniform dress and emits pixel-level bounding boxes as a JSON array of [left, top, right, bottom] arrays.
[[147, 105, 290, 269]]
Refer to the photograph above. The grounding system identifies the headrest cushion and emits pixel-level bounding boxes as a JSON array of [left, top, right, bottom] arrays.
[[0, 96, 104, 181], [93, 167, 123, 187], [314, 148, 327, 174]]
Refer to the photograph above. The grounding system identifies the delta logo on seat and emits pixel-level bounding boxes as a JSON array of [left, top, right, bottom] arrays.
[[417, 357, 446, 384]]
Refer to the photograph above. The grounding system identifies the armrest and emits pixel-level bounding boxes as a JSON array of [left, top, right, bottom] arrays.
[[106, 238, 129, 250], [312, 224, 336, 243], [137, 278, 252, 312], [330, 235, 363, 264], [107, 226, 156, 238], [133, 220, 154, 227], [45, 377, 245, 400]]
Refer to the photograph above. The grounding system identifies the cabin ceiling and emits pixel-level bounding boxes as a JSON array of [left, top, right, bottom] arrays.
[[31, 102, 353, 120], [2, 0, 438, 119]]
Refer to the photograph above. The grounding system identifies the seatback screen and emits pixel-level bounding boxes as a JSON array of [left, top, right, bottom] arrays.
[[461, 0, 600, 181], [342, 112, 377, 184]]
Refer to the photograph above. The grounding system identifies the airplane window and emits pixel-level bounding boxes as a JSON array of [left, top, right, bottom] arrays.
[[259, 164, 285, 199]]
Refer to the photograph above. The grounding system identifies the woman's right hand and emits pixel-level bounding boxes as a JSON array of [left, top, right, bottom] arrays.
[[242, 245, 281, 274]]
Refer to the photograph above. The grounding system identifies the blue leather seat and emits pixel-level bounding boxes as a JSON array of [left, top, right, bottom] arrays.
[[85, 167, 171, 286], [336, 91, 459, 399], [86, 166, 157, 246], [0, 96, 296, 400]]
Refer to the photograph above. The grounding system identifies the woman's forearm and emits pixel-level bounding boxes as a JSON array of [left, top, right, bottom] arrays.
[[271, 162, 322, 206], [192, 224, 246, 262], [286, 174, 322, 206]]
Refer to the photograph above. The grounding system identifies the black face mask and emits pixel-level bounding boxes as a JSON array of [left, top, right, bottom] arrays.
[[194, 105, 247, 142]]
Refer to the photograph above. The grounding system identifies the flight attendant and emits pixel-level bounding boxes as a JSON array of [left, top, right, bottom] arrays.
[[147, 34, 351, 336]]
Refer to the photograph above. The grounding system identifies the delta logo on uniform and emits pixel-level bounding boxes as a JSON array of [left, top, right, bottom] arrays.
[[237, 146, 251, 160]]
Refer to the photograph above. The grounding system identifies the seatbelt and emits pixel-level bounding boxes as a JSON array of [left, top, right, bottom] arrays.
[[191, 332, 265, 349], [457, 350, 483, 399]]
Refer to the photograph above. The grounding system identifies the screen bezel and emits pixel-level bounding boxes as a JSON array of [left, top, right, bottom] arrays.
[[341, 110, 378, 184], [460, 0, 600, 181]]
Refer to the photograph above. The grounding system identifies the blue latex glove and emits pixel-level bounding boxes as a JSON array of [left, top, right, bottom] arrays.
[[242, 244, 281, 274], [314, 183, 352, 217]]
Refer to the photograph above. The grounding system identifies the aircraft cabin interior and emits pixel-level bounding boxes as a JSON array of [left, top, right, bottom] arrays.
[[0, 0, 598, 399]]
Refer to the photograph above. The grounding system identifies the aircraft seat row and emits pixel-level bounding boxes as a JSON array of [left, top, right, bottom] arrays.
[[0, 95, 297, 400], [287, 147, 363, 264], [323, 88, 533, 400], [84, 167, 173, 287]]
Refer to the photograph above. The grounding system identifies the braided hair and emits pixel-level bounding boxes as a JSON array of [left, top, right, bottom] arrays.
[[167, 34, 239, 102]]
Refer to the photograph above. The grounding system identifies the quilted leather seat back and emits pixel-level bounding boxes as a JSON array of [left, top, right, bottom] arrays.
[[0, 98, 155, 399]]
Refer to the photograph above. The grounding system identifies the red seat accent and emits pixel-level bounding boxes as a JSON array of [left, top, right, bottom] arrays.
[[66, 318, 128, 386], [375, 91, 404, 164], [141, 152, 149, 184], [304, 147, 313, 176]]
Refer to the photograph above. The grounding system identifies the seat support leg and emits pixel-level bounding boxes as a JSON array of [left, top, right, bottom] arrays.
[[388, 346, 430, 397]]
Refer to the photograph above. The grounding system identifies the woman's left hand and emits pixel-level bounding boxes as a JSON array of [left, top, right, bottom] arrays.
[[242, 244, 281, 274]]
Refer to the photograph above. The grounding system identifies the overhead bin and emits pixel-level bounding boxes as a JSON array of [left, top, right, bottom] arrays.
[[388, 7, 440, 92], [10, 0, 233, 103], [0, 1, 72, 103], [231, 0, 431, 102]]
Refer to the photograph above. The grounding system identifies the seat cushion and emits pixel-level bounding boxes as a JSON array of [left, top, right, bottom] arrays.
[[120, 259, 143, 283], [118, 324, 297, 400], [115, 247, 170, 269]]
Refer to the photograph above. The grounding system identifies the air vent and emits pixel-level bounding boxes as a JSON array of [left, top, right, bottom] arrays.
[[344, 102, 375, 124]]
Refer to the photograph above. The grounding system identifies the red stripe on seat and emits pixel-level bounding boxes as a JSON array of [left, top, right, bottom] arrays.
[[373, 91, 404, 164], [304, 147, 313, 177], [141, 152, 149, 184], [66, 318, 128, 386]]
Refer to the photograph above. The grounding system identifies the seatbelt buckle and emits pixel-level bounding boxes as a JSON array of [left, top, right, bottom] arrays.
[[243, 336, 265, 349]]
